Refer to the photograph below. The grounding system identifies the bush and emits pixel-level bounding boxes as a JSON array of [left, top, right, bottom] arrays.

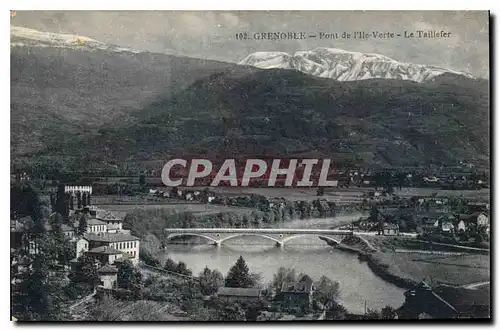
[[139, 247, 161, 267], [295, 309, 305, 318]]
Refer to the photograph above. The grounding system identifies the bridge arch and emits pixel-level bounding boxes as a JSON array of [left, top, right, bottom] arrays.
[[218, 233, 282, 245], [166, 233, 218, 244], [281, 234, 343, 245]]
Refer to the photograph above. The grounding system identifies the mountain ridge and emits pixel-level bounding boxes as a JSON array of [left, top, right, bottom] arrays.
[[239, 47, 475, 83], [10, 27, 489, 174], [79, 68, 489, 170]]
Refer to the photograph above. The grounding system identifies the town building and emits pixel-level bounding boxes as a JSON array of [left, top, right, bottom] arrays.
[[11, 216, 77, 253], [86, 246, 124, 265], [383, 223, 400, 236], [397, 281, 490, 319], [84, 232, 140, 265], [90, 209, 125, 233], [420, 219, 439, 235], [65, 185, 93, 195], [456, 220, 467, 232], [86, 218, 108, 234], [216, 287, 262, 303], [466, 202, 489, 214], [441, 220, 454, 233], [97, 264, 118, 289], [71, 237, 89, 259], [476, 212, 489, 227], [279, 279, 314, 311]]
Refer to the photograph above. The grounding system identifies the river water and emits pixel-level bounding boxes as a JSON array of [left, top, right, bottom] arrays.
[[163, 214, 405, 314]]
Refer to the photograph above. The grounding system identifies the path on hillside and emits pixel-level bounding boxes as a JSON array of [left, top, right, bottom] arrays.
[[462, 281, 490, 290]]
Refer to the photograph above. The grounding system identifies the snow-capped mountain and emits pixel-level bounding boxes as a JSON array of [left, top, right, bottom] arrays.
[[239, 48, 473, 83], [10, 26, 143, 54]]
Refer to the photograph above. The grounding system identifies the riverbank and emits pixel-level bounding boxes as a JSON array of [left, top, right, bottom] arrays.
[[323, 237, 417, 290], [326, 236, 490, 290]]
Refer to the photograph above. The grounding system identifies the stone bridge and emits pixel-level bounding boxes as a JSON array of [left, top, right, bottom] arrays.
[[164, 228, 354, 247]]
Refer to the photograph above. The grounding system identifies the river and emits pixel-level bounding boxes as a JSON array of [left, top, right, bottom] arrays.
[[162, 213, 405, 314]]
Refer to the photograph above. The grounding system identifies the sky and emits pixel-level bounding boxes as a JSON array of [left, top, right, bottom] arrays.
[[11, 11, 490, 78]]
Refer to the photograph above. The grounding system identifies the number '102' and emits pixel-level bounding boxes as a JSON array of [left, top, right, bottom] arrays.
[[236, 33, 250, 40]]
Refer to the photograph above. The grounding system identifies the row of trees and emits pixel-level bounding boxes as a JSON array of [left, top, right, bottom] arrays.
[[213, 195, 338, 220]]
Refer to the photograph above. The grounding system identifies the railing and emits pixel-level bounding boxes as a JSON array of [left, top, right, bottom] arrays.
[[68, 289, 97, 310]]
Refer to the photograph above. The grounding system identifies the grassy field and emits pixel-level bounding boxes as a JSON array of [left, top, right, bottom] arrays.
[[373, 251, 490, 287]]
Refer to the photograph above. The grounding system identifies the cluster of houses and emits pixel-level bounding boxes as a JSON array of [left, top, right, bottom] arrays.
[[148, 187, 216, 203], [418, 211, 489, 236], [352, 199, 490, 239], [215, 277, 315, 313], [11, 186, 141, 290]]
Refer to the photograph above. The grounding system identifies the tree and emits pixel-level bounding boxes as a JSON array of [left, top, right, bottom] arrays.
[[475, 231, 485, 245], [242, 301, 266, 321], [139, 248, 161, 267], [225, 256, 255, 288], [365, 308, 381, 320], [82, 192, 88, 207], [272, 267, 296, 294], [11, 239, 68, 321], [49, 193, 56, 212], [117, 260, 142, 292], [313, 276, 340, 309], [209, 299, 247, 321], [369, 206, 379, 222], [39, 231, 73, 266], [164, 258, 178, 272], [199, 266, 224, 295], [180, 279, 203, 313], [139, 173, 146, 186], [77, 214, 88, 236], [69, 255, 99, 290], [176, 261, 192, 276], [11, 184, 44, 233], [298, 273, 313, 284], [380, 306, 397, 319], [55, 184, 68, 218], [384, 185, 394, 195], [325, 301, 348, 320], [249, 272, 263, 288], [76, 191, 82, 209]]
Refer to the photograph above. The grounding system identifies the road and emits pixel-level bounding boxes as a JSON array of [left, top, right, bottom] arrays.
[[462, 281, 490, 290]]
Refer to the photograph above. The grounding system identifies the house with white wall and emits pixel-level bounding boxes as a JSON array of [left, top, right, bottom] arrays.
[[84, 232, 140, 265]]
